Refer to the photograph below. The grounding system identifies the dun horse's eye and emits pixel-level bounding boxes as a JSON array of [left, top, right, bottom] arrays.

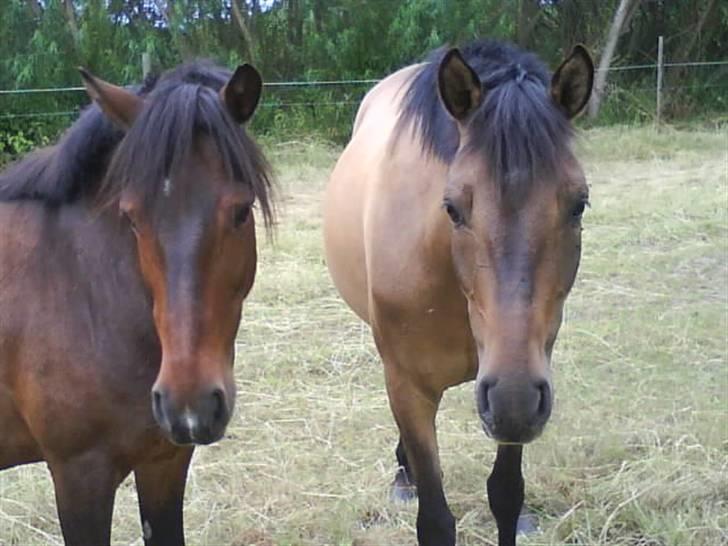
[[444, 201, 465, 227], [233, 204, 251, 228]]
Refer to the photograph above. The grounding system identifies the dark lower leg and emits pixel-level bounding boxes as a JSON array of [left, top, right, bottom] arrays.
[[390, 393, 455, 546], [414, 466, 455, 546], [376, 331, 455, 546], [487, 445, 524, 546], [134, 446, 193, 546]]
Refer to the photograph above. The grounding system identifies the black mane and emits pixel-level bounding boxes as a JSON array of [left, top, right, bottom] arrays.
[[0, 60, 274, 227], [396, 40, 573, 190], [0, 75, 157, 205], [0, 100, 125, 205]]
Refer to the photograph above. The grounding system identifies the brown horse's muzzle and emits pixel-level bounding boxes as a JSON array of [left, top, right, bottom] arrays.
[[476, 374, 552, 444], [151, 380, 234, 445]]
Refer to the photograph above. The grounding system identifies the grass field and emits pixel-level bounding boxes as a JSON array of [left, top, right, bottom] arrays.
[[0, 126, 726, 545]]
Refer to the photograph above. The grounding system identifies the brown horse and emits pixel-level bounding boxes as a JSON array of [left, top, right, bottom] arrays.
[[324, 40, 593, 546], [0, 61, 273, 545]]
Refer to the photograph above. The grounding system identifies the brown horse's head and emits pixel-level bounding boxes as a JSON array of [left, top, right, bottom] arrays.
[[80, 64, 273, 445], [436, 45, 593, 443]]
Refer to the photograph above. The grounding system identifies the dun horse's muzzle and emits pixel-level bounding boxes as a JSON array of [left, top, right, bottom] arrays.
[[151, 386, 231, 445], [476, 375, 552, 444]]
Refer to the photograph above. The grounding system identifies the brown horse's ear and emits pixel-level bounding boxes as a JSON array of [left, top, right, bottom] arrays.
[[78, 68, 143, 129], [220, 64, 262, 123], [437, 48, 482, 121], [550, 45, 594, 119]]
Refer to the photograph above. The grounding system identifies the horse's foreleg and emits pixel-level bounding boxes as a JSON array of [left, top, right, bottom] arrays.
[[47, 452, 125, 546], [487, 444, 525, 546], [387, 376, 455, 546], [134, 446, 194, 546]]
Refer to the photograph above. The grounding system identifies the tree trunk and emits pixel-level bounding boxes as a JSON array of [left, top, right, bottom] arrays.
[[154, 0, 192, 60], [231, 0, 256, 63], [63, 0, 80, 45], [674, 0, 716, 62], [516, 0, 540, 49], [287, 0, 303, 46], [625, 1, 650, 59], [664, 0, 718, 115], [587, 0, 639, 119], [313, 0, 324, 34], [250, 0, 260, 37], [25, 0, 42, 17]]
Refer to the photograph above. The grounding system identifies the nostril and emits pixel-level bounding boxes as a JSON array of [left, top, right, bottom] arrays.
[[211, 388, 226, 423], [152, 389, 165, 423], [535, 381, 551, 418], [477, 378, 497, 418]]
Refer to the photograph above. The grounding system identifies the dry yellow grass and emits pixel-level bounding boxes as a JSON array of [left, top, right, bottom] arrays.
[[0, 126, 726, 545]]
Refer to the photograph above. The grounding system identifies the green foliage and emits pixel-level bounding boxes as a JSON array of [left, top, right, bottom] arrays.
[[0, 0, 726, 153], [0, 120, 54, 167], [0, 130, 35, 165]]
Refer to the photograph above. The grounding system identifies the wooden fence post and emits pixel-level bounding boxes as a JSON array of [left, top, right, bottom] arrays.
[[142, 52, 152, 79], [656, 35, 664, 127]]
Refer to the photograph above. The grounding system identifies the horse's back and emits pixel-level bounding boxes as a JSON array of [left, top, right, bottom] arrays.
[[324, 65, 422, 323]]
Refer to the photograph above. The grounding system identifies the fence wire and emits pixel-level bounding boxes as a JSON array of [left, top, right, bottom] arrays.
[[0, 60, 725, 122]]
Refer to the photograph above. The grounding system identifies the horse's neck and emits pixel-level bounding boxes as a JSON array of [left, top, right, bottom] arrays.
[[66, 202, 143, 284], [18, 200, 148, 310], [419, 162, 455, 270], [375, 144, 456, 292], [0, 199, 159, 387]]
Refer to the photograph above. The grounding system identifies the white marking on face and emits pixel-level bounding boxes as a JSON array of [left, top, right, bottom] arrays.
[[163, 177, 172, 197], [143, 520, 152, 540], [183, 406, 198, 440]]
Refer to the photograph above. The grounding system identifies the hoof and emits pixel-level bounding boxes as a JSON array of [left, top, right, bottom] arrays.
[[390, 482, 417, 503], [390, 467, 417, 503], [516, 511, 539, 535]]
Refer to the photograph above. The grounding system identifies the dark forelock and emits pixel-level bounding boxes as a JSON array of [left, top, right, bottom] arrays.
[[396, 39, 574, 193]]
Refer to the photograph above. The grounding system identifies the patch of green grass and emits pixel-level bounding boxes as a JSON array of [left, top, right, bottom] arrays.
[[0, 128, 725, 545]]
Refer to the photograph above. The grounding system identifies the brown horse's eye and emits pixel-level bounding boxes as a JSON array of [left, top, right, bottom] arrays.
[[233, 204, 251, 228], [444, 200, 465, 227], [570, 199, 588, 221]]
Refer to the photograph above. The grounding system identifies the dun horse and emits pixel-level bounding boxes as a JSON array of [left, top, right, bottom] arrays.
[[0, 61, 273, 545], [324, 40, 593, 546]]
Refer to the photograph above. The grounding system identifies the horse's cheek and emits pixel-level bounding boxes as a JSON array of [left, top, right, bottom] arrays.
[[450, 231, 476, 293]]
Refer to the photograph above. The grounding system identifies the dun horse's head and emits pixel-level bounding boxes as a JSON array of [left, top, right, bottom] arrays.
[[80, 64, 273, 445], [436, 46, 593, 443]]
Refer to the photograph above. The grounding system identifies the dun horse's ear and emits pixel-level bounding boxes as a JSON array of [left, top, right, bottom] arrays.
[[550, 45, 594, 119], [78, 68, 142, 129], [220, 64, 262, 123], [437, 48, 482, 121]]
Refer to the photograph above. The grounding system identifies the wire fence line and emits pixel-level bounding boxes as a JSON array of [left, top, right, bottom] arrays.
[[1, 59, 726, 94], [0, 79, 382, 96], [0, 59, 725, 122], [603, 59, 728, 72]]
